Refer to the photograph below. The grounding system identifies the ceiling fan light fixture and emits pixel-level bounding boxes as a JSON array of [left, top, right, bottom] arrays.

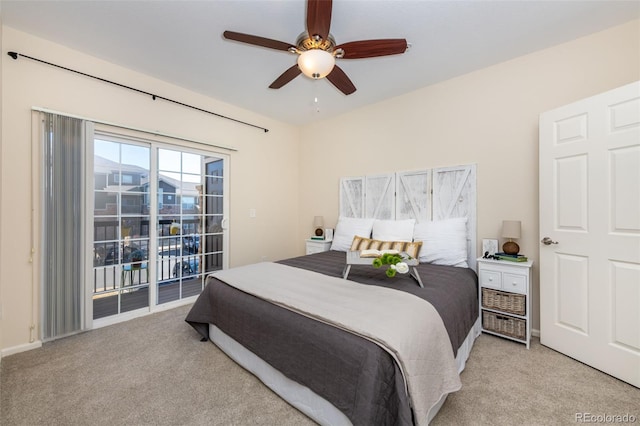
[[297, 49, 335, 79]]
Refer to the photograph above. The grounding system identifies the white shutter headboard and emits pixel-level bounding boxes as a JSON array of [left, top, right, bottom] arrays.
[[339, 164, 477, 271]]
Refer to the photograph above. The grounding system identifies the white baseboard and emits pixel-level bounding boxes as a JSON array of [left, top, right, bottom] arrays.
[[531, 328, 540, 338], [2, 298, 196, 357], [1, 340, 42, 357]]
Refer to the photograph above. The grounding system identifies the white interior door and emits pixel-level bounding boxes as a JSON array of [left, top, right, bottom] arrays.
[[539, 81, 640, 387]]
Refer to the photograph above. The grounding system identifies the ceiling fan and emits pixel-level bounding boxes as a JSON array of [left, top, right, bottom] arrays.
[[223, 0, 408, 95]]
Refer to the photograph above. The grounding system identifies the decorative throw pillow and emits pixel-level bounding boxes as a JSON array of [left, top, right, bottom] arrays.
[[413, 217, 468, 267], [372, 219, 415, 242], [350, 236, 423, 259], [330, 217, 375, 252]]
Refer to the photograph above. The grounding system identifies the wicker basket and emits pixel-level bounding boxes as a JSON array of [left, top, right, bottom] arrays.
[[482, 288, 526, 316], [482, 311, 526, 340]]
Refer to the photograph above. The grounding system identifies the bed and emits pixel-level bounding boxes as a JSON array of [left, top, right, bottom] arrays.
[[186, 165, 479, 425], [186, 243, 479, 425]]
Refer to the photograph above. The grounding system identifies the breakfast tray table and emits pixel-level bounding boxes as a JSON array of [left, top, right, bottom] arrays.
[[343, 251, 424, 288]]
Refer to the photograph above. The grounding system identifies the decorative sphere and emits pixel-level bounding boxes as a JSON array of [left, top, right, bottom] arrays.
[[502, 241, 520, 255]]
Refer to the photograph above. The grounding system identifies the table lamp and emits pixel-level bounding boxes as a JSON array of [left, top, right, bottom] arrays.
[[313, 216, 324, 237], [502, 220, 521, 255]]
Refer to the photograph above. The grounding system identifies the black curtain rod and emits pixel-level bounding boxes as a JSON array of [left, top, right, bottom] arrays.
[[8, 51, 269, 133]]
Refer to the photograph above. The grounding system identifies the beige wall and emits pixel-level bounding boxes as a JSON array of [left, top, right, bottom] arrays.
[[298, 19, 640, 333], [2, 19, 638, 353], [0, 27, 301, 352]]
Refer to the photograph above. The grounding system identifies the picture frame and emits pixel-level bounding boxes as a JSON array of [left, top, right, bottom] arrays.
[[482, 238, 499, 256]]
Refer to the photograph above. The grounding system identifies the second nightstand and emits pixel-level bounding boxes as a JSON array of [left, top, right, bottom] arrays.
[[477, 257, 533, 348], [305, 239, 332, 255]]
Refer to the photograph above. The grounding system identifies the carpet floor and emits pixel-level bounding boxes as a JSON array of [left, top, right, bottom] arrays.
[[1, 304, 638, 425]]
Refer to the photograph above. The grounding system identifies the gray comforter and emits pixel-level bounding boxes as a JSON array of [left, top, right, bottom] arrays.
[[185, 250, 478, 425]]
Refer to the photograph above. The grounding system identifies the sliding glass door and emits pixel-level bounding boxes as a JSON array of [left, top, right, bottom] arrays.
[[155, 150, 225, 304], [91, 135, 227, 321], [92, 140, 151, 318]]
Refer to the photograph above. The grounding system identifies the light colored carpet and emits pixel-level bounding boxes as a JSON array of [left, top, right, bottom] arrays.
[[1, 304, 638, 425], [433, 332, 639, 425]]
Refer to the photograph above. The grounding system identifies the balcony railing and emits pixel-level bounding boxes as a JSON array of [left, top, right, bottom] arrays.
[[92, 218, 207, 294]]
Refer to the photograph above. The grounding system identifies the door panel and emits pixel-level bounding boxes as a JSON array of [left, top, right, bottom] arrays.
[[339, 177, 365, 218], [611, 262, 640, 352], [432, 165, 474, 221], [396, 170, 431, 222], [555, 253, 589, 334], [555, 155, 588, 231], [540, 81, 640, 387], [365, 174, 395, 219], [433, 165, 477, 267]]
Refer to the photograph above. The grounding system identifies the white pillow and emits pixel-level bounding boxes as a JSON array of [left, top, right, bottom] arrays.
[[372, 219, 415, 242], [413, 217, 468, 267], [330, 217, 375, 252]]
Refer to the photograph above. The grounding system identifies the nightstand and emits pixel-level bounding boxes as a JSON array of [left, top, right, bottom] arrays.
[[477, 257, 533, 348], [305, 239, 332, 255]]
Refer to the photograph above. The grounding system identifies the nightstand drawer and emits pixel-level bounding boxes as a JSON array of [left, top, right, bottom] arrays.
[[482, 310, 526, 340], [502, 273, 526, 294], [482, 288, 526, 316], [305, 239, 332, 255], [306, 245, 326, 255], [479, 270, 502, 289]]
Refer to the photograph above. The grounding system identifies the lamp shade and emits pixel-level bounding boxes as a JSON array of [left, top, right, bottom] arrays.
[[502, 220, 521, 239], [297, 49, 335, 79]]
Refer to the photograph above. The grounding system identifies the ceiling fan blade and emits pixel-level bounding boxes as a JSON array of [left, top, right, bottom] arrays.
[[335, 39, 408, 59], [223, 31, 293, 52], [326, 65, 356, 95], [269, 65, 302, 89], [307, 0, 332, 41]]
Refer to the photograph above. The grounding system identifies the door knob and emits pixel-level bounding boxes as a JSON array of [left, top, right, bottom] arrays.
[[541, 237, 558, 245]]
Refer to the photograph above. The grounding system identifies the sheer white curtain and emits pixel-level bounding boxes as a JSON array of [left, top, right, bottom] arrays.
[[41, 112, 85, 340]]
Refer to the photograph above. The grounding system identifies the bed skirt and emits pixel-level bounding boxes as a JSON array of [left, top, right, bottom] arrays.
[[208, 317, 481, 425]]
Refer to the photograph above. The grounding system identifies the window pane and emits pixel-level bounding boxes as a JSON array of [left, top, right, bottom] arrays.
[[94, 217, 119, 242], [158, 149, 180, 172], [94, 173, 107, 190], [204, 195, 223, 215], [205, 159, 223, 177], [95, 140, 119, 163], [121, 193, 149, 215], [206, 176, 223, 196], [93, 242, 119, 267], [204, 215, 223, 233], [121, 217, 149, 238], [182, 152, 201, 175], [94, 191, 118, 215], [204, 252, 223, 273], [122, 144, 149, 170]]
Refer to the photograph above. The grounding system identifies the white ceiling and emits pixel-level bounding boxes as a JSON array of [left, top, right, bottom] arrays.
[[2, 0, 638, 125]]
